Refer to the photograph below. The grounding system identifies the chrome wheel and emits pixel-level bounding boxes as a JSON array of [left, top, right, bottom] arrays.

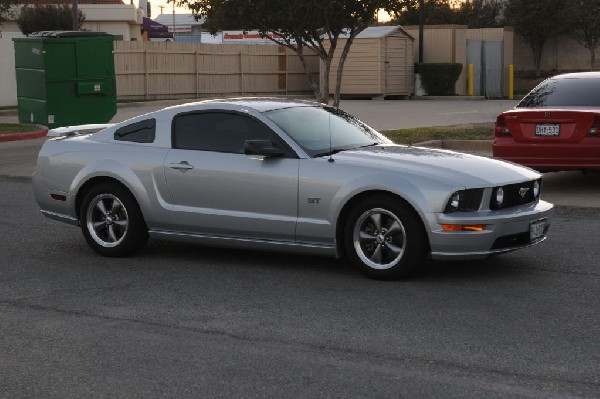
[[86, 193, 129, 248], [353, 208, 407, 270]]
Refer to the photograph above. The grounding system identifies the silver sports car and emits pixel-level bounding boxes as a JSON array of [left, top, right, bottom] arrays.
[[33, 98, 553, 279]]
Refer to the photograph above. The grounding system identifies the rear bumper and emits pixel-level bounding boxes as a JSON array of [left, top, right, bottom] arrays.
[[426, 200, 553, 261], [493, 137, 600, 171]]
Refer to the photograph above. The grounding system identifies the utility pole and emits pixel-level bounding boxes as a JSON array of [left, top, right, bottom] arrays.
[[72, 0, 78, 30], [418, 0, 424, 63], [158, 4, 165, 14]]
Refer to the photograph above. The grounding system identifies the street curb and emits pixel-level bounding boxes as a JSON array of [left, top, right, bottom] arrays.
[[0, 129, 48, 142], [415, 139, 492, 153]]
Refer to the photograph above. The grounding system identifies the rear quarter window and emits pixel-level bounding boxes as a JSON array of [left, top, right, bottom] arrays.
[[114, 119, 156, 143]]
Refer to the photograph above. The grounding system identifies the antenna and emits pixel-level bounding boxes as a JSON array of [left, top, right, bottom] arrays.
[[328, 108, 334, 163]]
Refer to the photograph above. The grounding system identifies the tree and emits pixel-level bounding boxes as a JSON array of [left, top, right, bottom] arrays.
[[503, 0, 566, 77], [175, 0, 413, 106], [395, 0, 455, 26], [17, 4, 86, 35], [394, 0, 504, 28], [454, 0, 504, 28], [0, 0, 19, 29], [563, 0, 600, 70]]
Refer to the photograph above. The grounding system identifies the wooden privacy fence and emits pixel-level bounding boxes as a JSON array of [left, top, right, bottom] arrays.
[[113, 41, 319, 100]]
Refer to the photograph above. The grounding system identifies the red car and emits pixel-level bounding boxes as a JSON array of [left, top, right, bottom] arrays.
[[493, 72, 600, 172]]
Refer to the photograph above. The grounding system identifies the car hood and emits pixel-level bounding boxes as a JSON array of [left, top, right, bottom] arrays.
[[333, 144, 540, 187]]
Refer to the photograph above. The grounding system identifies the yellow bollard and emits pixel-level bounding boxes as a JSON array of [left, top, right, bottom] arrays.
[[468, 64, 474, 96], [508, 64, 514, 100]]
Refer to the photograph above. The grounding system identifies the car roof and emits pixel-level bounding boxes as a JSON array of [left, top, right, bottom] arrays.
[[550, 72, 600, 80], [173, 97, 322, 113]]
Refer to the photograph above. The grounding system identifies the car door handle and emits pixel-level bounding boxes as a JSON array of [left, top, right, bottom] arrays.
[[167, 161, 194, 171]]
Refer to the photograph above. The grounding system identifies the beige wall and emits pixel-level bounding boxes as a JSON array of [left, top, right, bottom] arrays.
[[514, 34, 598, 73], [404, 25, 468, 95], [0, 32, 25, 107]]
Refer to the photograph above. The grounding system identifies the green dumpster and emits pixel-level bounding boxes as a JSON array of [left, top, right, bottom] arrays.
[[13, 31, 116, 129]]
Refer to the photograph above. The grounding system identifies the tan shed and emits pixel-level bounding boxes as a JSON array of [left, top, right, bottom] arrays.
[[323, 26, 415, 99]]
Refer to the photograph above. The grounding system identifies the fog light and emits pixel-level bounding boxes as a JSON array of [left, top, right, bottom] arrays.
[[442, 224, 487, 232]]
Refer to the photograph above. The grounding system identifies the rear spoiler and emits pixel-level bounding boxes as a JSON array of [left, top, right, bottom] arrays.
[[47, 123, 115, 137]]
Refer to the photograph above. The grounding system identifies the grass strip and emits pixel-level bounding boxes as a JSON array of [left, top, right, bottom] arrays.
[[0, 123, 42, 134], [382, 123, 494, 145]]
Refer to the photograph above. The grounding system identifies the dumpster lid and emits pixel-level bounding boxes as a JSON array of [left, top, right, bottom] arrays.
[[28, 31, 113, 38]]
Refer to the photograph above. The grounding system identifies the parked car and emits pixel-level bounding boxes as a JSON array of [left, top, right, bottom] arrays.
[[33, 98, 553, 279], [493, 72, 600, 172]]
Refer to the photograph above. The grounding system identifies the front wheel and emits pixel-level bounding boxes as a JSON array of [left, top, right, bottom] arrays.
[[344, 196, 427, 280], [79, 182, 148, 257]]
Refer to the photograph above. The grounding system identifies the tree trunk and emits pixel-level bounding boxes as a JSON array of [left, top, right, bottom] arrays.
[[333, 37, 354, 108], [532, 42, 544, 77], [294, 46, 321, 102], [320, 58, 331, 105]]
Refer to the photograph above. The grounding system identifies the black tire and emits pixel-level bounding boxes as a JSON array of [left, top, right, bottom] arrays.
[[79, 182, 148, 257], [343, 195, 428, 280]]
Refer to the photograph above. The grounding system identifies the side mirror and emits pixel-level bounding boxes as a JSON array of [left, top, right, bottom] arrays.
[[243, 139, 285, 157]]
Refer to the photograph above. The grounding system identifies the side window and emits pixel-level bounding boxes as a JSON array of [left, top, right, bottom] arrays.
[[114, 118, 156, 143], [172, 112, 276, 154]]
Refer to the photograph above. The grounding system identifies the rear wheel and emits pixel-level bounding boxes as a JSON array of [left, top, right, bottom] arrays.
[[344, 195, 427, 280], [79, 182, 148, 257]]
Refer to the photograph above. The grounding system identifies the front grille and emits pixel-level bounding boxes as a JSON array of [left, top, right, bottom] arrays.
[[490, 180, 539, 210]]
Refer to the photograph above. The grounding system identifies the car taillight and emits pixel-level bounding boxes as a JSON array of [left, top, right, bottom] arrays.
[[587, 115, 600, 136], [495, 115, 511, 136]]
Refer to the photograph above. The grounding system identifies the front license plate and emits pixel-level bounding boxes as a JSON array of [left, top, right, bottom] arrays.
[[536, 124, 560, 136], [530, 218, 547, 241]]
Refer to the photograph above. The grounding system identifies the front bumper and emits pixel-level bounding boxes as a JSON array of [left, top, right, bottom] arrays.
[[426, 199, 553, 260]]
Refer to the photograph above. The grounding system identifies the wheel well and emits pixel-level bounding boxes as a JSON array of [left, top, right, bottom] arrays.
[[335, 190, 430, 258], [75, 177, 140, 221]]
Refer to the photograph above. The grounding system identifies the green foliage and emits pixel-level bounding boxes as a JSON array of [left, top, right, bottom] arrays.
[[0, 123, 40, 134], [383, 124, 493, 145], [563, 0, 600, 70], [0, 0, 18, 28], [17, 4, 85, 35], [454, 0, 504, 28], [395, 0, 503, 28], [416, 63, 463, 95], [503, 0, 566, 76]]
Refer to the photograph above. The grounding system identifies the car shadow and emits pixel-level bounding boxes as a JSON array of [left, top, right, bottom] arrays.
[[130, 239, 531, 282]]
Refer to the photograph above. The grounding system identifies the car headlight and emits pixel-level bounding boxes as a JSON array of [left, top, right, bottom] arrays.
[[495, 187, 505, 207], [533, 180, 540, 198], [444, 189, 484, 213]]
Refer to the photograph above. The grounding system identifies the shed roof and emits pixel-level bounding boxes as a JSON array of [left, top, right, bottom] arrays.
[[339, 26, 414, 40]]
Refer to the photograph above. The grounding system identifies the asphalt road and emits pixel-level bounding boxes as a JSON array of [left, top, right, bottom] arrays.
[[1, 179, 598, 398]]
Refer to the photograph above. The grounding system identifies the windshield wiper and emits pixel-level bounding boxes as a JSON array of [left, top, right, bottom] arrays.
[[314, 148, 346, 158]]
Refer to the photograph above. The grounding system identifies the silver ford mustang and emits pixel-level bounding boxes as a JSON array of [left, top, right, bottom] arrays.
[[33, 98, 553, 279]]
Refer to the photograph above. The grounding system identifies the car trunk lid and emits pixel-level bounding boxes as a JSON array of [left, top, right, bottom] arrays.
[[499, 109, 600, 143]]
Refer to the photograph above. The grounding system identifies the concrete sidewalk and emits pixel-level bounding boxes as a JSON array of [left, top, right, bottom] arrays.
[[0, 97, 518, 130]]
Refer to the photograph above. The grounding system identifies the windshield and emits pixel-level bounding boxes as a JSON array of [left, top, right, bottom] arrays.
[[264, 106, 390, 157], [517, 77, 600, 108]]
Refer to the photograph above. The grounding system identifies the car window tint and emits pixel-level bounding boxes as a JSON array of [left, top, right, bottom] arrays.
[[173, 112, 275, 153], [517, 78, 600, 107], [114, 118, 156, 143]]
